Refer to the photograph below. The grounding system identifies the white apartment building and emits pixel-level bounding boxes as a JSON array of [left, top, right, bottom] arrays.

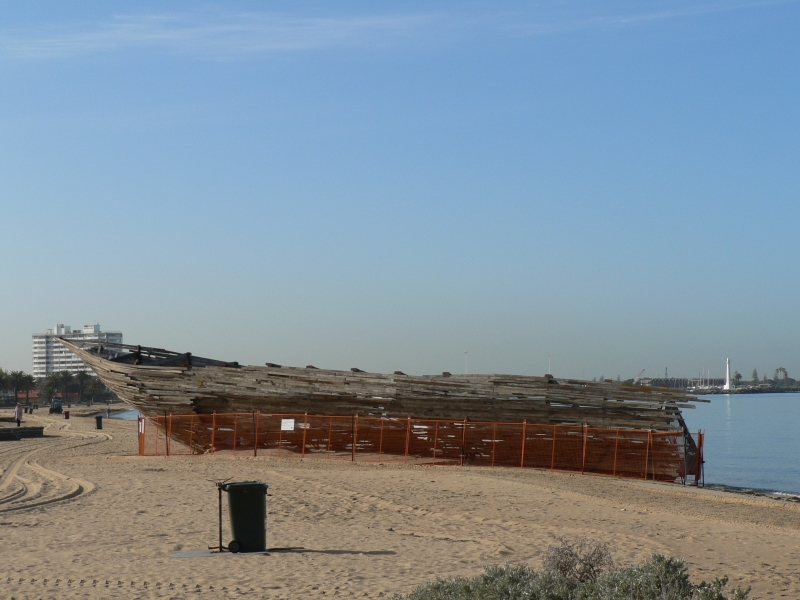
[[32, 324, 122, 379]]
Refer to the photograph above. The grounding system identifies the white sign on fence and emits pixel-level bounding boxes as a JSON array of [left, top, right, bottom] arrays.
[[280, 418, 295, 431]]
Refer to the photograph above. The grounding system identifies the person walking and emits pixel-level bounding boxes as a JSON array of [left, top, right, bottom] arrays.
[[14, 402, 23, 427], [106, 406, 111, 419]]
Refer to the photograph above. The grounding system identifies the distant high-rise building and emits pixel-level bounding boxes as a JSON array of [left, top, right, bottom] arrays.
[[32, 323, 122, 379]]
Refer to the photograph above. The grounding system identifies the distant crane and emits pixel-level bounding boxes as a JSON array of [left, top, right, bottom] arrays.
[[633, 369, 645, 384]]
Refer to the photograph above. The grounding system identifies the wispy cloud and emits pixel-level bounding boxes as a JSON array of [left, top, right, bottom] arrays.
[[0, 1, 795, 61], [0, 11, 437, 60], [506, 0, 799, 37]]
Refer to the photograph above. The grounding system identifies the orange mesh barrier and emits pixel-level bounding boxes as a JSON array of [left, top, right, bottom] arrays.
[[138, 414, 702, 483]]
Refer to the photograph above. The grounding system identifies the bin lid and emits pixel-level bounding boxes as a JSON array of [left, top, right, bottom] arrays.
[[222, 481, 268, 492]]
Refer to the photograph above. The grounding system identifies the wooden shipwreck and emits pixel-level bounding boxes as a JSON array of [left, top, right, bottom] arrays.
[[58, 338, 701, 432], [59, 339, 705, 479]]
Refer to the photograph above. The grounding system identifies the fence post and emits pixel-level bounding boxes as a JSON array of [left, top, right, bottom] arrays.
[[491, 423, 497, 468], [643, 429, 651, 480], [581, 423, 587, 474], [138, 417, 145, 456], [698, 431, 705, 487], [301, 412, 308, 459], [682, 430, 688, 485], [352, 414, 358, 462], [211, 412, 216, 454], [278, 415, 283, 458], [520, 419, 527, 468], [613, 428, 619, 476], [327, 416, 333, 458], [460, 418, 467, 467], [550, 425, 557, 470], [404, 416, 411, 464], [167, 413, 172, 457], [233, 414, 238, 455], [189, 415, 195, 455], [694, 429, 703, 486], [702, 431, 705, 485], [650, 431, 657, 480], [433, 421, 439, 465], [378, 418, 384, 464], [254, 412, 259, 457]]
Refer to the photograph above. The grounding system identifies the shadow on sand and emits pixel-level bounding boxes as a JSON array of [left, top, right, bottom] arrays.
[[270, 547, 395, 556], [171, 547, 396, 558]]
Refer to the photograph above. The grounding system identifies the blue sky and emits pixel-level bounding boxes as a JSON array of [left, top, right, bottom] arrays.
[[1, 1, 798, 380]]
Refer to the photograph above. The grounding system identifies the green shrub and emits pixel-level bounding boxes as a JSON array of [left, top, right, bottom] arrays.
[[394, 543, 750, 600], [586, 554, 695, 600]]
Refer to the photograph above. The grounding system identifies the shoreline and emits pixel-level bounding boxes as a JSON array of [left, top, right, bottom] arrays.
[[700, 483, 800, 503], [696, 387, 800, 395]]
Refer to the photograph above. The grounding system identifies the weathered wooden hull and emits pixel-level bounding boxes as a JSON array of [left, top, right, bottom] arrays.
[[59, 338, 700, 432]]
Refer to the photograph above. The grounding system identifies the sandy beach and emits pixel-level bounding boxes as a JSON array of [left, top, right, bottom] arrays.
[[1, 406, 798, 599]]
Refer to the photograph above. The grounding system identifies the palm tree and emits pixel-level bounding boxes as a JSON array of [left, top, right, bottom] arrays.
[[20, 374, 37, 404], [86, 377, 98, 404], [52, 371, 74, 404], [7, 371, 25, 403], [733, 371, 742, 384], [75, 371, 92, 405], [86, 377, 107, 404], [42, 373, 61, 402], [0, 368, 7, 404]]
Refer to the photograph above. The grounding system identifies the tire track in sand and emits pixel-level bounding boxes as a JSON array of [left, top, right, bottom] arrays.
[[0, 421, 103, 513]]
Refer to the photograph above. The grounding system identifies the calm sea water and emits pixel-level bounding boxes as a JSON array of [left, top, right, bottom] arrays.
[[683, 393, 800, 496], [110, 409, 141, 421]]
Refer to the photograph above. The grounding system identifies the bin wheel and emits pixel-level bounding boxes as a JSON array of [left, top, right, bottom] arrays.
[[228, 541, 241, 554]]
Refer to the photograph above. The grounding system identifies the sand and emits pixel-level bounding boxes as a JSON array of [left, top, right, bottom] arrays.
[[1, 406, 799, 599]]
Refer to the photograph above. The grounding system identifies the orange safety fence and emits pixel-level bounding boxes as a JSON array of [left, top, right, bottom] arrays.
[[138, 413, 704, 483]]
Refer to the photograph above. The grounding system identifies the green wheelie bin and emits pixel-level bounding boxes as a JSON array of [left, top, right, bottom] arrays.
[[222, 481, 268, 553]]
